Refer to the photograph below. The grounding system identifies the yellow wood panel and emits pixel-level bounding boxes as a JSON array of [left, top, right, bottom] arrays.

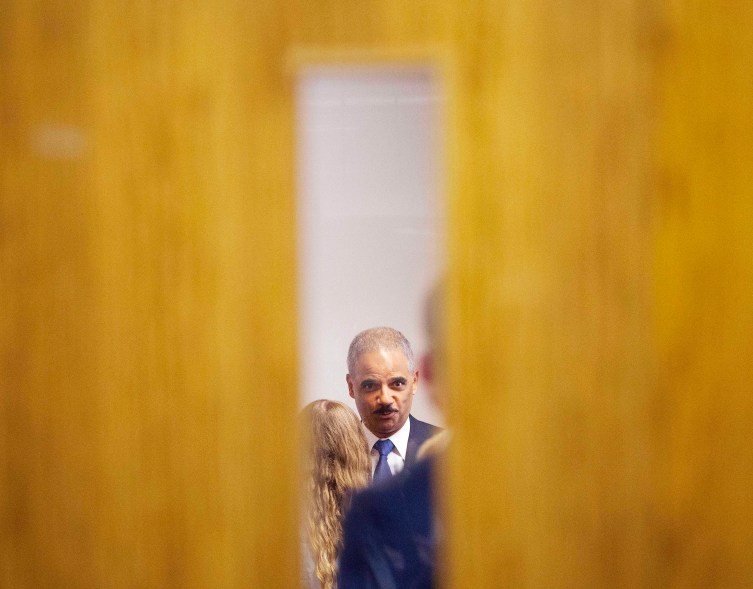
[[1, 2, 97, 585], [2, 1, 298, 587], [445, 3, 661, 587], [655, 3, 753, 587]]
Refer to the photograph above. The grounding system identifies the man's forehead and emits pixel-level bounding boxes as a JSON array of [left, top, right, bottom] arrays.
[[357, 372, 409, 382], [352, 347, 410, 373]]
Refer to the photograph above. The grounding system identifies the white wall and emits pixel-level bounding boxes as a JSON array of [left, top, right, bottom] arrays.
[[296, 65, 444, 427]]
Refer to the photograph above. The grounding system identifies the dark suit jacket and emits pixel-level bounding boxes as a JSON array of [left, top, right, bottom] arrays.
[[338, 456, 437, 589], [404, 415, 442, 469], [338, 415, 442, 589]]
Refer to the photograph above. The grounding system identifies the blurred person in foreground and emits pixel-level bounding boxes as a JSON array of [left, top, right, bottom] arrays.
[[338, 290, 448, 589], [346, 327, 442, 485], [300, 400, 371, 589]]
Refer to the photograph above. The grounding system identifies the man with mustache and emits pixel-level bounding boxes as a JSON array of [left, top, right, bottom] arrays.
[[338, 293, 446, 588], [346, 326, 441, 483]]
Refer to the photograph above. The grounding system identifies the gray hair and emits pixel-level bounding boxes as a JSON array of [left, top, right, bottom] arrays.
[[346, 327, 416, 375]]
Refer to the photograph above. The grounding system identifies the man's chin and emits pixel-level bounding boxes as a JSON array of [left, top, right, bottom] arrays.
[[369, 415, 401, 437]]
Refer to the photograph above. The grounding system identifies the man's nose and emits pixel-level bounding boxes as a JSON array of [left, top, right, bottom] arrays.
[[377, 385, 392, 405]]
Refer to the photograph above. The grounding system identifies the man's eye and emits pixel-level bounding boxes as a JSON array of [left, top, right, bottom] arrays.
[[391, 380, 406, 389], [362, 382, 376, 391]]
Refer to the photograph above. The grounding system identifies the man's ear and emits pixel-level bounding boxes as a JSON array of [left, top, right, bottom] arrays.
[[411, 370, 419, 395], [419, 353, 433, 386], [346, 374, 355, 399]]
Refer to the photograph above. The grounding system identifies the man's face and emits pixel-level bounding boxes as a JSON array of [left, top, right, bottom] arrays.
[[347, 347, 417, 438]]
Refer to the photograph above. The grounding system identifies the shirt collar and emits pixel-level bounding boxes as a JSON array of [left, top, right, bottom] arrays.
[[363, 416, 411, 459]]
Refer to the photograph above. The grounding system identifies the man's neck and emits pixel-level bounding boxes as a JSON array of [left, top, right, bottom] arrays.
[[363, 416, 411, 461]]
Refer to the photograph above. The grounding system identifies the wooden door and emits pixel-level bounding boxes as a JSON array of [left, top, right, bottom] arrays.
[[1, 2, 298, 587]]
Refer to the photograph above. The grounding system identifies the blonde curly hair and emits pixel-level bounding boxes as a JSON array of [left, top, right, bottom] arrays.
[[301, 400, 371, 589]]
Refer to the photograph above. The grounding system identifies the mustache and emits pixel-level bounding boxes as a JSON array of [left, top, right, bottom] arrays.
[[374, 406, 398, 415]]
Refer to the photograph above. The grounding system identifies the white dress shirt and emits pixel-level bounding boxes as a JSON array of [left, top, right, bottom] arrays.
[[362, 417, 411, 477]]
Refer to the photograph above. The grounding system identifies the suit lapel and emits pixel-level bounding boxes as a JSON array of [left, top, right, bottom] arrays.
[[404, 415, 421, 467]]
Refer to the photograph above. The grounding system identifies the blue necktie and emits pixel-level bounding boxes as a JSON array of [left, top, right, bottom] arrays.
[[373, 439, 395, 483]]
